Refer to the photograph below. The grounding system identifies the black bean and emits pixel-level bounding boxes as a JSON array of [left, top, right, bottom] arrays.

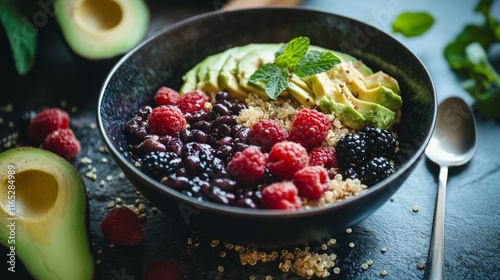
[[137, 105, 152, 118], [217, 124, 232, 138], [215, 115, 236, 126], [218, 136, 234, 147], [233, 142, 249, 152], [179, 129, 191, 143], [213, 103, 231, 116], [230, 103, 247, 114], [191, 129, 207, 143], [166, 137, 184, 156], [136, 138, 167, 154], [215, 91, 230, 102], [215, 145, 233, 160], [234, 127, 249, 143]]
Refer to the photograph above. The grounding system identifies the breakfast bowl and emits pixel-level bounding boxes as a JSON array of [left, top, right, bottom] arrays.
[[97, 7, 436, 247]]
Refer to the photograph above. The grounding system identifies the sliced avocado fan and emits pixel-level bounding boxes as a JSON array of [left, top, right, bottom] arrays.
[[0, 147, 94, 280]]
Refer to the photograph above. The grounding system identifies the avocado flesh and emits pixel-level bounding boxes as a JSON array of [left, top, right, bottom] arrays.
[[55, 0, 149, 59], [309, 72, 396, 130], [181, 42, 401, 129], [0, 147, 93, 280]]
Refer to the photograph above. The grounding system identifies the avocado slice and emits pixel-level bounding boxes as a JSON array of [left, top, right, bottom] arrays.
[[306, 73, 367, 129], [0, 147, 94, 280], [349, 71, 403, 111], [55, 0, 149, 59], [180, 63, 201, 94]]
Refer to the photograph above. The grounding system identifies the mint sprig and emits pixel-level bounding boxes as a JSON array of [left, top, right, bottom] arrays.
[[249, 36, 341, 99], [0, 0, 38, 75]]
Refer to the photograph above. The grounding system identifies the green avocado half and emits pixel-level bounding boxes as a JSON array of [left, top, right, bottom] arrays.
[[0, 147, 94, 280], [55, 0, 149, 59]]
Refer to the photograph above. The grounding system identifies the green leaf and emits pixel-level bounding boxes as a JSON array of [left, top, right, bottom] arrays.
[[0, 0, 37, 75], [392, 12, 435, 37], [249, 63, 289, 99], [294, 51, 341, 78], [275, 36, 309, 69], [265, 68, 289, 99]]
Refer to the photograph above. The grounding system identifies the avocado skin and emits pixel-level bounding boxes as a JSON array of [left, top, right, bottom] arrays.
[[0, 147, 94, 280]]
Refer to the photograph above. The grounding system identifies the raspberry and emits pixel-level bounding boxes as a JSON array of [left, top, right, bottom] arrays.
[[267, 141, 309, 180], [261, 182, 302, 210], [227, 146, 267, 185], [28, 107, 70, 145], [100, 206, 145, 246], [41, 128, 80, 160], [178, 90, 210, 114], [143, 258, 182, 280], [288, 108, 331, 150], [309, 147, 338, 169], [148, 106, 187, 136], [248, 119, 288, 152], [154, 86, 181, 106], [293, 166, 329, 199]]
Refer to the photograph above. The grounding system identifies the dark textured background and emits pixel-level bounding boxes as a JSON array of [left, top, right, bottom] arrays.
[[1, 0, 499, 279]]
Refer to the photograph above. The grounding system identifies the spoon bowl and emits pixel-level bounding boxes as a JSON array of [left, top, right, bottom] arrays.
[[424, 96, 477, 280]]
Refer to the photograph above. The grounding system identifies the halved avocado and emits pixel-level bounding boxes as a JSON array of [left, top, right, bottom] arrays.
[[55, 0, 149, 59], [0, 147, 93, 280]]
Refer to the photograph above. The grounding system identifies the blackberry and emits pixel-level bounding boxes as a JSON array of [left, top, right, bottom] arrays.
[[336, 133, 367, 169], [140, 151, 182, 181], [360, 156, 394, 185], [362, 126, 396, 158]]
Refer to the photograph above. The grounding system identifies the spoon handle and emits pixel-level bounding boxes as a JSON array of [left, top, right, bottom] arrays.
[[424, 166, 448, 280]]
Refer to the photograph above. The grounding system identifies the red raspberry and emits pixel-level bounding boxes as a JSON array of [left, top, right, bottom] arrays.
[[178, 90, 210, 114], [309, 147, 339, 169], [41, 128, 80, 160], [248, 119, 288, 152], [28, 107, 70, 145], [143, 258, 182, 280], [261, 182, 302, 210], [288, 108, 331, 150], [267, 141, 309, 180], [227, 146, 267, 185], [293, 166, 330, 199], [148, 106, 186, 136], [100, 206, 145, 246], [154, 86, 181, 106]]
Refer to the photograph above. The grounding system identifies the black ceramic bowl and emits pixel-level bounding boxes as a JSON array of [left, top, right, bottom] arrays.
[[97, 7, 436, 247]]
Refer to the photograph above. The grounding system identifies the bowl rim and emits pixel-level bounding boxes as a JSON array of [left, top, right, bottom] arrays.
[[97, 6, 437, 219]]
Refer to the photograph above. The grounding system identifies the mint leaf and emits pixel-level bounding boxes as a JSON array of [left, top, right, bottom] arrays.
[[265, 68, 289, 99], [294, 51, 341, 78], [250, 36, 340, 100], [249, 63, 290, 99], [0, 0, 37, 75], [275, 36, 309, 69], [392, 12, 435, 37]]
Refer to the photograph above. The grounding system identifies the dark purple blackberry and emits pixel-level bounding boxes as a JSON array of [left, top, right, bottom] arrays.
[[342, 166, 361, 180], [336, 133, 367, 169], [360, 156, 394, 185], [140, 151, 182, 181], [362, 126, 396, 158]]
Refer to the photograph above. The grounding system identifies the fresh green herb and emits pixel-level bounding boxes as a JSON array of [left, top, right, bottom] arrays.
[[0, 0, 38, 75], [392, 12, 435, 37], [443, 0, 500, 118], [462, 43, 500, 118], [249, 36, 340, 99]]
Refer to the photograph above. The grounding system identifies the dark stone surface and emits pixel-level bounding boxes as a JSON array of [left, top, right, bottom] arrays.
[[0, 1, 499, 280]]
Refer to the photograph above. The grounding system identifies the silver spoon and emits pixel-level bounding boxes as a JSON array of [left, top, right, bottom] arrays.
[[424, 96, 477, 280]]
